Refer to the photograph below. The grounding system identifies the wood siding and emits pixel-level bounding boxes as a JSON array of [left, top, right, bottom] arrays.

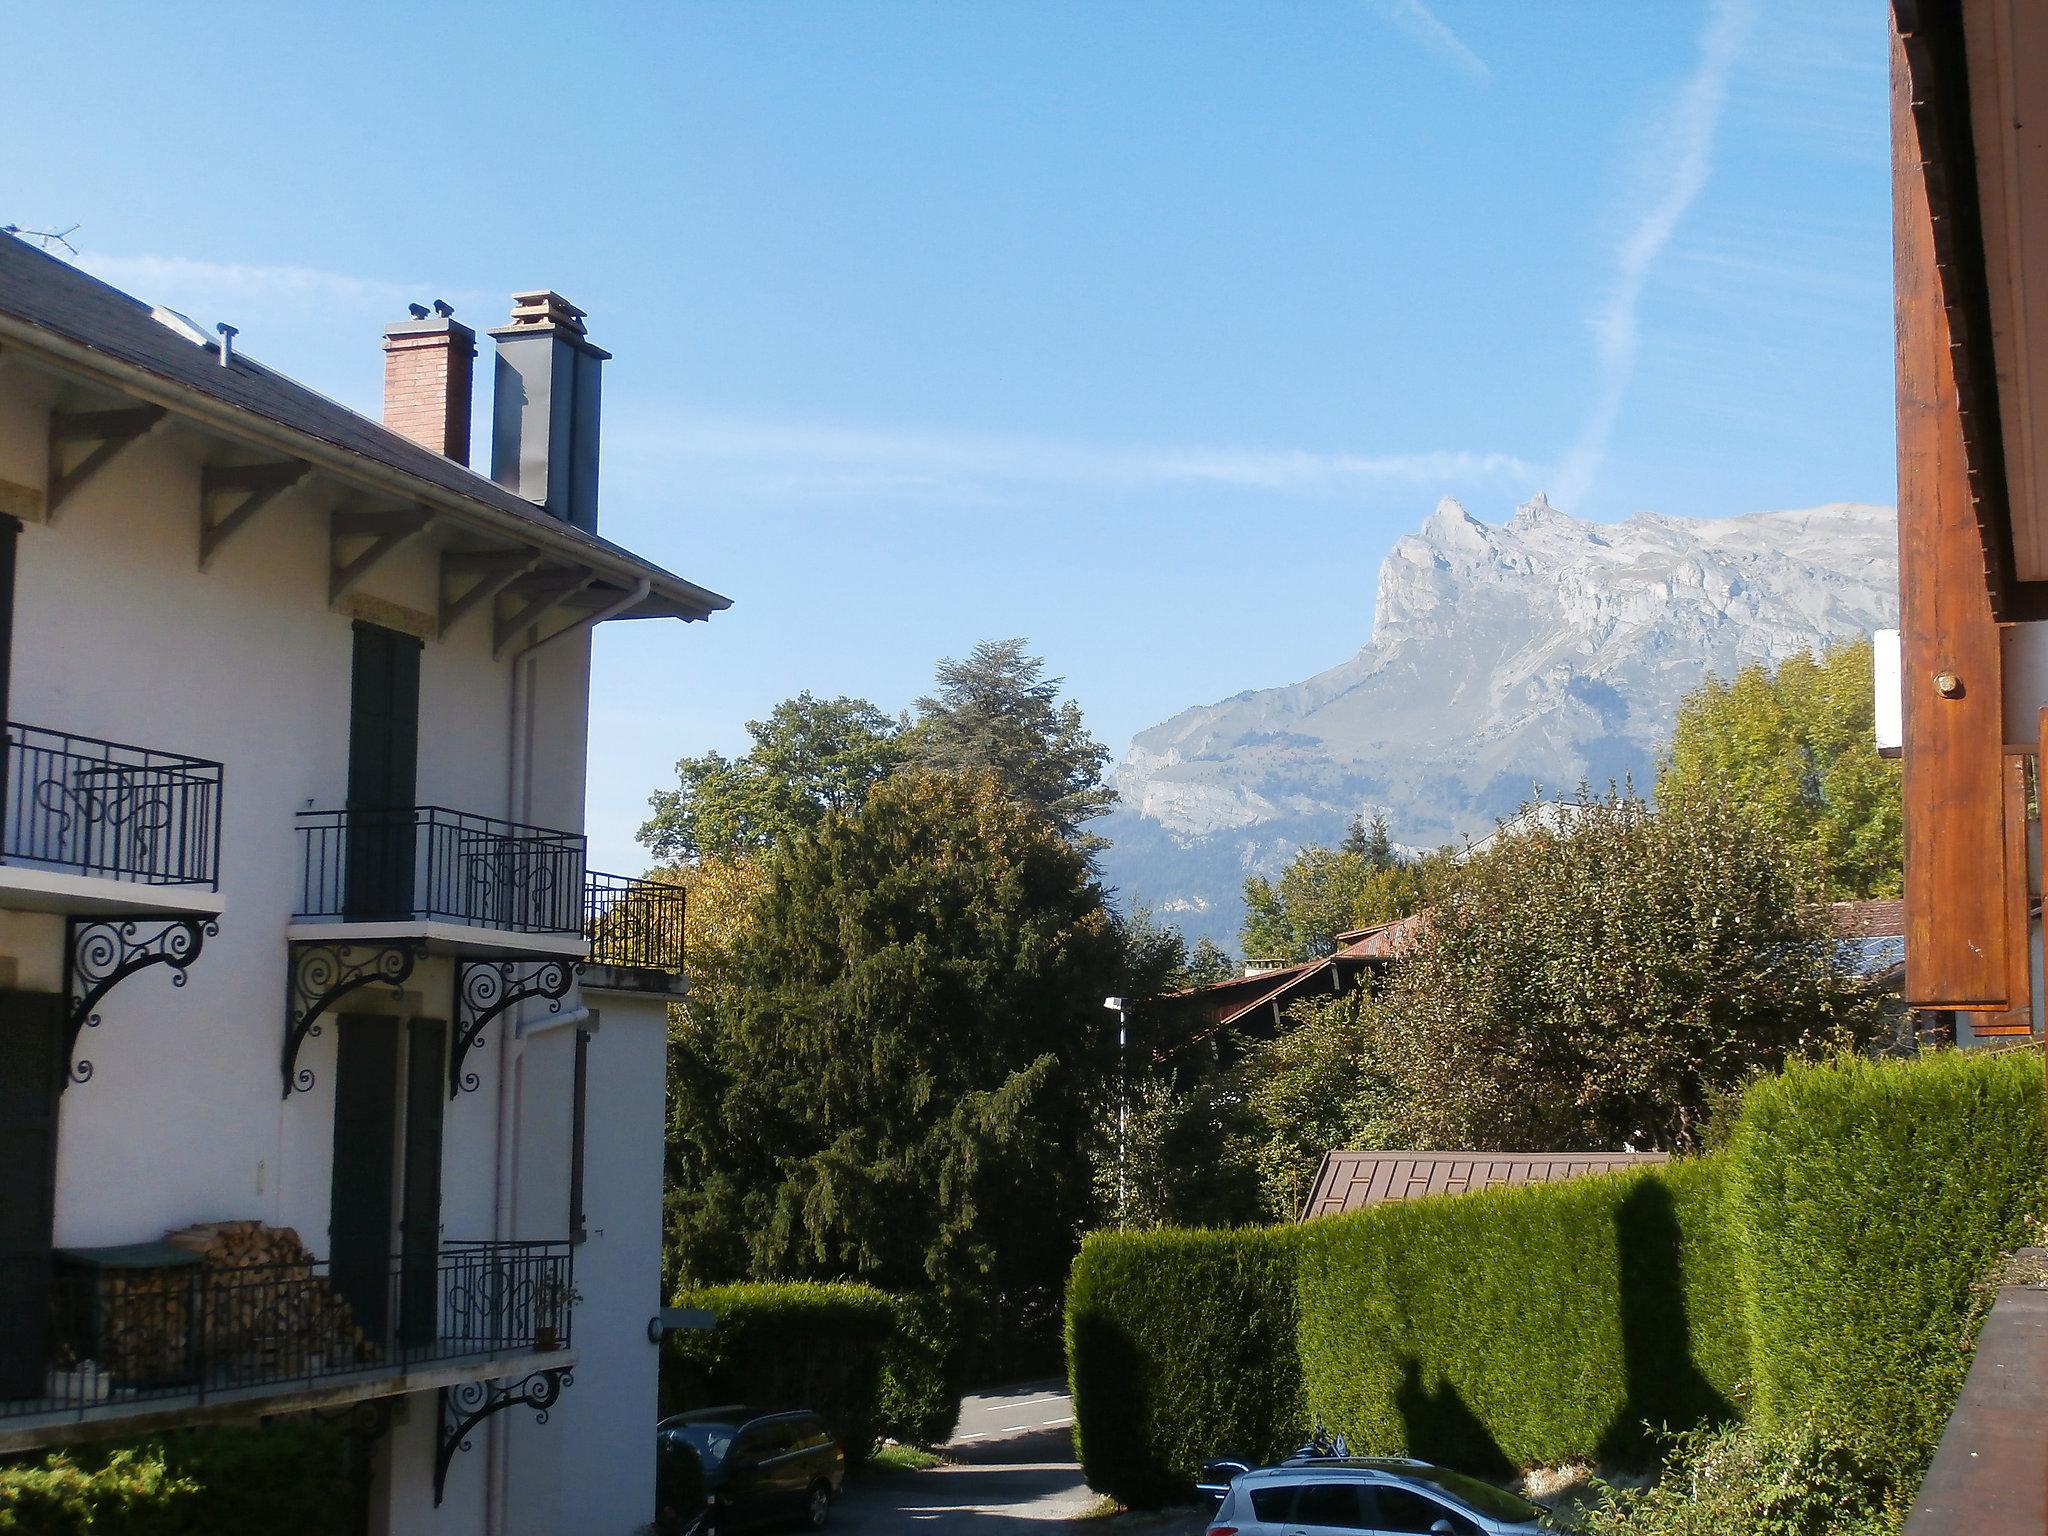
[[1896, 18, 2015, 1008]]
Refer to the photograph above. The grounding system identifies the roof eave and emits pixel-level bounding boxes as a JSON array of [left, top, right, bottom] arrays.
[[0, 310, 732, 622]]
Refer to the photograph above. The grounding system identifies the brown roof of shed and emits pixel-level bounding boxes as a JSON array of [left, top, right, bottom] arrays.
[[1299, 1149, 1670, 1220], [1827, 899, 1907, 939]]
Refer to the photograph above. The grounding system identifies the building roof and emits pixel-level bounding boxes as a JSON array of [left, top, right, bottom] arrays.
[[1299, 1149, 1670, 1220], [0, 235, 729, 623], [1827, 899, 1907, 939]]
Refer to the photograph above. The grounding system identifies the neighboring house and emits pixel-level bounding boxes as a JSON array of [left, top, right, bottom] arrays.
[[1145, 914, 1428, 1068], [1298, 1151, 1670, 1221], [0, 234, 726, 1535]]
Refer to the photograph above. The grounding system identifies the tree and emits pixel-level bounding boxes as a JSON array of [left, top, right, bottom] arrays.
[[1375, 788, 1879, 1153], [1658, 638, 1902, 899], [1240, 840, 1450, 962], [909, 640, 1115, 845], [1341, 812, 1397, 870], [665, 768, 1121, 1365], [640, 693, 904, 863]]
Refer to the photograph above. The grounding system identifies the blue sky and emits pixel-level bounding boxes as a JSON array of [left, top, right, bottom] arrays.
[[8, 1, 1893, 874]]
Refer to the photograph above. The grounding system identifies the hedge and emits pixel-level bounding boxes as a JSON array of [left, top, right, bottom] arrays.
[[1728, 1049, 2048, 1479], [1295, 1157, 1746, 1473], [662, 1281, 968, 1456], [1067, 1047, 2048, 1506], [1065, 1225, 1304, 1509], [0, 1418, 361, 1534]]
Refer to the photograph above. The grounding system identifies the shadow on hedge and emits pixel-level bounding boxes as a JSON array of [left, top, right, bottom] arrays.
[[1600, 1178, 1735, 1465]]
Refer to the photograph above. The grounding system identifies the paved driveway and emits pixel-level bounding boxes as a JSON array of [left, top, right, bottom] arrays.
[[830, 1383, 1211, 1534]]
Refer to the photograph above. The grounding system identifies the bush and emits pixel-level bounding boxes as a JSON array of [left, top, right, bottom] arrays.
[[1066, 1225, 1303, 1508], [1295, 1158, 1746, 1473], [0, 1417, 359, 1534], [1576, 1421, 1899, 1536], [877, 1292, 968, 1447], [663, 1282, 900, 1461], [1728, 1048, 2047, 1479], [1064, 1048, 2048, 1509]]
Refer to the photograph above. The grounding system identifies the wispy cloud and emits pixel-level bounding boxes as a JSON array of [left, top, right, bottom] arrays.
[[70, 250, 485, 323], [1368, 0, 1491, 82], [612, 409, 1534, 506], [1554, 0, 1757, 508]]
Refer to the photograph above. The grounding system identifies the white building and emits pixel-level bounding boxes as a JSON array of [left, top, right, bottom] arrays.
[[0, 233, 726, 1534]]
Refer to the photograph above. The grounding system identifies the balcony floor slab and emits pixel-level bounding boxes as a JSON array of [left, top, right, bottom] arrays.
[[0, 1346, 577, 1454], [286, 920, 588, 961], [0, 865, 225, 918]]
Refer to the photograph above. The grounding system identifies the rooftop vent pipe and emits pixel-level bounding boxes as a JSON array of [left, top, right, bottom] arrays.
[[215, 322, 237, 367]]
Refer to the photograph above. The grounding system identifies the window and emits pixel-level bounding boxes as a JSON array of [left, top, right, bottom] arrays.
[[1370, 1487, 1477, 1536], [1291, 1482, 1372, 1529], [1248, 1486, 1296, 1521]]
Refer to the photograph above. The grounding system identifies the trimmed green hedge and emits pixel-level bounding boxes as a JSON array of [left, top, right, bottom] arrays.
[[1296, 1157, 1745, 1473], [1, 1418, 361, 1534], [663, 1282, 898, 1459], [1067, 1048, 2048, 1506], [1065, 1225, 1304, 1509], [1729, 1049, 2048, 1479]]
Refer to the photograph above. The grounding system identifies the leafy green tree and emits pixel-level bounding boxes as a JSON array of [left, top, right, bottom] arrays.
[[665, 768, 1121, 1363], [1658, 638, 1902, 899], [1376, 788, 1880, 1153], [641, 692, 905, 863], [909, 640, 1115, 844], [1242, 991, 1404, 1219], [1341, 812, 1398, 869], [1240, 840, 1450, 962]]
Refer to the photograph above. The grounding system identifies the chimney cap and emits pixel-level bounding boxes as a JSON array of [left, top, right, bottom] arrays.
[[500, 290, 588, 335]]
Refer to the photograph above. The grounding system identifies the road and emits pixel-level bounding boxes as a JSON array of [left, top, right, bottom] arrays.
[[830, 1381, 1101, 1531]]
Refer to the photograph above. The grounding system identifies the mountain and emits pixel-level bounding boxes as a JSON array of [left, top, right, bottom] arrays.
[[1099, 494, 1900, 948]]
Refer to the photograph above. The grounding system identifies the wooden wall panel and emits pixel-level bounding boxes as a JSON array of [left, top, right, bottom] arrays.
[[1896, 19, 2013, 1009]]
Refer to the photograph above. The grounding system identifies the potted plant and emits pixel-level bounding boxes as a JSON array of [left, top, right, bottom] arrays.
[[535, 1276, 581, 1351]]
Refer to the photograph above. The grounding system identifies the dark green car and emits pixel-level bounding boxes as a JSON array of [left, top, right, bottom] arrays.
[[658, 1406, 846, 1533]]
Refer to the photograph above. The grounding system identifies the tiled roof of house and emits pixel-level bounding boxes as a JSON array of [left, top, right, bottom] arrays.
[[0, 235, 728, 621], [1299, 1149, 1670, 1220], [1826, 898, 1906, 939]]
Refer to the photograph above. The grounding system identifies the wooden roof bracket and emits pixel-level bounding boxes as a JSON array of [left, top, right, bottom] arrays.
[[329, 506, 433, 606], [493, 566, 597, 657], [439, 547, 543, 638], [199, 460, 308, 570], [46, 404, 166, 520]]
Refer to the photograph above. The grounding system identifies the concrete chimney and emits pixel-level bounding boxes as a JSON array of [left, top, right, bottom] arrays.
[[382, 306, 476, 464], [489, 291, 608, 533]]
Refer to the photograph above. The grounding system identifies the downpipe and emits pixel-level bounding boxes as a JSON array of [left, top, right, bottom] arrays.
[[488, 576, 649, 1525]]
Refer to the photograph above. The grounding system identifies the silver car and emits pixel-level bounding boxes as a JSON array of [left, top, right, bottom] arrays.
[[1206, 1458, 1548, 1536]]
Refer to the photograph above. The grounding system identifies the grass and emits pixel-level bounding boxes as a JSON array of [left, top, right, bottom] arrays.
[[867, 1442, 950, 1474]]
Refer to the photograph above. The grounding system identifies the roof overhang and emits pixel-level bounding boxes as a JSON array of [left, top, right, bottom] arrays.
[[1896, 0, 2048, 618], [0, 308, 730, 627]]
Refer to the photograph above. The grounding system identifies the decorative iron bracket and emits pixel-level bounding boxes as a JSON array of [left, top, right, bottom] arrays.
[[435, 1368, 571, 1505], [284, 939, 424, 1097], [63, 916, 215, 1088], [452, 957, 577, 1098]]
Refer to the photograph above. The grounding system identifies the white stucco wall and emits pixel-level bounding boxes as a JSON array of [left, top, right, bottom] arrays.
[[0, 361, 668, 1536]]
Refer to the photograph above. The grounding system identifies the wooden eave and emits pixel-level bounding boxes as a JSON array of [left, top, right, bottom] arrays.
[[0, 312, 730, 628], [1896, 0, 2048, 620]]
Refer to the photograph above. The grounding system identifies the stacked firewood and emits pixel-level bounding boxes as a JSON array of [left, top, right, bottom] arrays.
[[162, 1221, 379, 1377]]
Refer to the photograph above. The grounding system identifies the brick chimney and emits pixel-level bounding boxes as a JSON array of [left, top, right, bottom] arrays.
[[382, 304, 476, 464], [489, 291, 608, 532]]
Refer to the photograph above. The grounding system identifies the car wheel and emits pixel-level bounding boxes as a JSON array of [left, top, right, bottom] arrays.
[[804, 1479, 832, 1529]]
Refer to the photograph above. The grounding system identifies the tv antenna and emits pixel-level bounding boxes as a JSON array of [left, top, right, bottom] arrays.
[[2, 223, 80, 256]]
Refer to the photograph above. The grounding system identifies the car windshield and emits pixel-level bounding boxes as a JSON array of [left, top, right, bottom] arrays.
[[1404, 1466, 1544, 1523], [664, 1423, 738, 1469]]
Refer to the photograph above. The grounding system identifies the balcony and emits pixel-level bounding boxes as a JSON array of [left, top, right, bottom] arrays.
[[293, 806, 587, 957], [583, 870, 686, 983], [0, 1239, 573, 1448], [0, 724, 224, 917]]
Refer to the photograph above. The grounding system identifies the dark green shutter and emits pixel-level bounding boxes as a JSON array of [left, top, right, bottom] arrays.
[[329, 1014, 399, 1344], [398, 1018, 445, 1349], [0, 991, 63, 1398], [345, 622, 421, 919]]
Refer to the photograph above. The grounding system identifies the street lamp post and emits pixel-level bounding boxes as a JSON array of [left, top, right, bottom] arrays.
[[1104, 996, 1127, 1223]]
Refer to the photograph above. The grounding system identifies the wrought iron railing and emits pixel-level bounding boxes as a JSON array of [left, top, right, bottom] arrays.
[[585, 871, 686, 971], [2, 724, 223, 888], [1, 1240, 572, 1420], [295, 807, 586, 934]]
